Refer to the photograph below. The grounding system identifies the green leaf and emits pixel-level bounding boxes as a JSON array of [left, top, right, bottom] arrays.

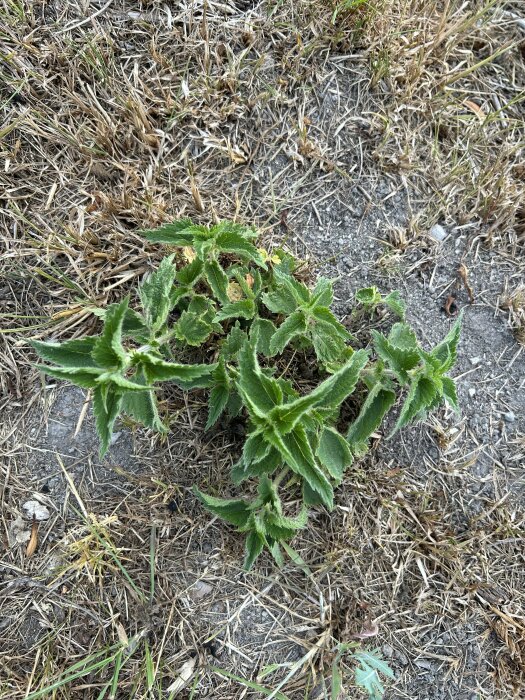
[[231, 449, 281, 484], [121, 376, 166, 433], [346, 383, 396, 452], [384, 290, 406, 319], [204, 259, 230, 304], [268, 425, 334, 509], [139, 219, 204, 246], [31, 337, 98, 368], [134, 352, 214, 388], [263, 508, 308, 540], [243, 430, 271, 465], [250, 318, 277, 357], [441, 376, 459, 411], [261, 287, 298, 315], [354, 649, 394, 700], [371, 331, 419, 384], [174, 310, 212, 346], [431, 313, 462, 371], [316, 427, 352, 481], [206, 384, 230, 429], [96, 372, 153, 392], [310, 277, 333, 307], [355, 286, 381, 306], [92, 384, 123, 457], [205, 360, 230, 430], [388, 323, 419, 350], [237, 340, 283, 417], [273, 268, 310, 305], [214, 299, 256, 322], [193, 488, 251, 528], [139, 255, 176, 332], [35, 365, 103, 389], [221, 324, 247, 360], [269, 350, 368, 432], [243, 530, 266, 570], [310, 325, 347, 364], [176, 257, 203, 286], [91, 298, 129, 370], [392, 375, 438, 434], [310, 306, 350, 340], [269, 311, 307, 355], [215, 229, 266, 267]]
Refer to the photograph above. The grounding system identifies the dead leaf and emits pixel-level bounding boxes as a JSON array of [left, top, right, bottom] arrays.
[[182, 246, 196, 263], [26, 517, 38, 558], [458, 263, 474, 304], [463, 99, 486, 122], [166, 656, 197, 695], [351, 620, 379, 640], [227, 282, 243, 302], [245, 273, 254, 288]]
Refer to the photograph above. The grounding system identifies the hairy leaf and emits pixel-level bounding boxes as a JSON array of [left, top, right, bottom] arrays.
[[316, 427, 352, 481], [204, 259, 230, 304], [269, 311, 307, 355], [122, 376, 166, 433], [388, 323, 418, 350], [346, 383, 396, 452], [392, 375, 438, 434], [250, 318, 277, 357], [193, 488, 251, 528], [371, 331, 419, 384], [384, 290, 406, 319], [139, 255, 176, 332], [35, 365, 103, 389], [215, 229, 266, 267], [243, 529, 266, 570], [268, 425, 334, 509], [231, 449, 281, 484], [263, 507, 308, 540], [205, 360, 230, 430], [176, 257, 203, 286], [441, 376, 459, 412], [139, 219, 204, 246], [261, 287, 298, 315], [93, 384, 123, 457], [237, 340, 283, 417], [31, 337, 98, 368], [214, 298, 256, 322], [310, 277, 333, 308], [431, 313, 462, 371], [269, 350, 368, 431], [175, 310, 213, 346], [91, 298, 130, 370], [134, 352, 214, 388]]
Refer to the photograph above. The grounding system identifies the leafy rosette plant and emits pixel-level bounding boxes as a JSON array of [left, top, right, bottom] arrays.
[[32, 219, 461, 568]]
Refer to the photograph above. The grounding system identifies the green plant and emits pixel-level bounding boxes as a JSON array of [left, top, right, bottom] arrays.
[[32, 219, 461, 569]]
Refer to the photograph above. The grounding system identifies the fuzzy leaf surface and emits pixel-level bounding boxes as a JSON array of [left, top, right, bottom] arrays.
[[91, 298, 129, 370], [139, 255, 176, 332], [31, 338, 98, 368]]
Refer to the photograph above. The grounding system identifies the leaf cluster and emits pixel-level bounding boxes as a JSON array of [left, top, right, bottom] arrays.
[[32, 219, 461, 569]]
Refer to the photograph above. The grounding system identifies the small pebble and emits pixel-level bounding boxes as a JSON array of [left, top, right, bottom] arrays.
[[429, 224, 447, 242], [504, 411, 516, 423], [470, 357, 482, 366], [382, 643, 394, 658], [468, 387, 476, 397]]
